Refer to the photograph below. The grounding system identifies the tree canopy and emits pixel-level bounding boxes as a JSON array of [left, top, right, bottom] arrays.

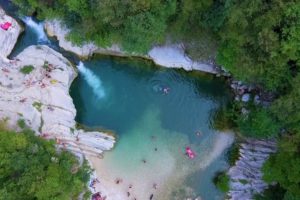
[[0, 129, 91, 200], [263, 134, 300, 199]]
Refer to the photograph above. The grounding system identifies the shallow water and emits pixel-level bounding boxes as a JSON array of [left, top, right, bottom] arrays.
[[1, 4, 235, 198]]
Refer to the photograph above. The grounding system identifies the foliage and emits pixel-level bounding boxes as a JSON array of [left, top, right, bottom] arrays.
[[213, 104, 236, 131], [236, 107, 280, 138], [12, 0, 177, 53], [271, 75, 300, 133], [17, 119, 26, 129], [254, 184, 285, 200], [227, 143, 240, 166], [32, 101, 42, 112], [215, 0, 300, 91], [262, 134, 300, 199], [214, 102, 279, 138], [213, 171, 230, 193], [20, 65, 34, 74], [0, 129, 91, 200]]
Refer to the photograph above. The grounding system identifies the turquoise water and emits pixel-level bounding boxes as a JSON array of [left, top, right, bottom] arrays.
[[1, 3, 234, 198], [70, 59, 232, 199]]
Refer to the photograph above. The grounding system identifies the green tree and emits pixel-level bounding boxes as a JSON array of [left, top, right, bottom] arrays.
[[271, 75, 300, 132], [263, 134, 300, 199], [237, 107, 280, 138], [0, 129, 91, 200]]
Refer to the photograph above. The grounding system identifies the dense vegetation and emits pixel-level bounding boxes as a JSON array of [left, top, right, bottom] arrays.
[[213, 172, 230, 193], [0, 128, 91, 200], [262, 134, 300, 199], [9, 0, 300, 199]]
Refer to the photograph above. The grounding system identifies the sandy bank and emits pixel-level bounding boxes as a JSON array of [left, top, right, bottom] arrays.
[[44, 20, 218, 74], [87, 129, 234, 200]]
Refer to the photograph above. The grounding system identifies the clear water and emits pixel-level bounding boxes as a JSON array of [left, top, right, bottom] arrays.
[[1, 2, 234, 198], [70, 59, 233, 199]]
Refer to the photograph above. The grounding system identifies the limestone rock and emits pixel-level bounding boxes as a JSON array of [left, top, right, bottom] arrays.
[[44, 19, 218, 74], [0, 45, 115, 158], [227, 139, 277, 200], [0, 7, 23, 58], [44, 20, 123, 58], [148, 44, 218, 74]]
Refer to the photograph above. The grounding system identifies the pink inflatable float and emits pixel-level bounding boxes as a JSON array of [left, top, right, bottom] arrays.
[[185, 147, 196, 159]]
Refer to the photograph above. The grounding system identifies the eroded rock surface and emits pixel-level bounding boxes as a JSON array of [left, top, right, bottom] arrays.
[[0, 45, 115, 157], [228, 139, 277, 200]]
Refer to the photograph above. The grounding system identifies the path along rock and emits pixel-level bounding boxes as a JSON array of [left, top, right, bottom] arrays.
[[44, 20, 218, 74]]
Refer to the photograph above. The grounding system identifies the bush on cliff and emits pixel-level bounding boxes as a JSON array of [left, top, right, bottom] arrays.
[[0, 129, 91, 200], [213, 171, 230, 193]]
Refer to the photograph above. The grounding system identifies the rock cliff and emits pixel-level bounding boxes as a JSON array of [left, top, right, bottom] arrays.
[[0, 7, 115, 161], [44, 20, 218, 74], [228, 139, 277, 200]]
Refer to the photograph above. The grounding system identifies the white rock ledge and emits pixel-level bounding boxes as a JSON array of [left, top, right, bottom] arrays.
[[0, 45, 115, 158], [44, 20, 218, 74]]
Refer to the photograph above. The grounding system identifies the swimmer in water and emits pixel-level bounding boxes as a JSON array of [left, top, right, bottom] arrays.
[[163, 87, 170, 94], [195, 130, 202, 137]]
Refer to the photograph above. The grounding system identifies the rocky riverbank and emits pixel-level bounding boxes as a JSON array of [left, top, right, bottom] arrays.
[[227, 139, 277, 200], [44, 20, 219, 74], [0, 7, 115, 195]]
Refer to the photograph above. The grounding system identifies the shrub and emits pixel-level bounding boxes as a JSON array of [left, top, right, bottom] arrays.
[[227, 143, 240, 166], [32, 101, 42, 112], [213, 171, 230, 193], [237, 108, 280, 138], [20, 65, 34, 74], [17, 119, 26, 129]]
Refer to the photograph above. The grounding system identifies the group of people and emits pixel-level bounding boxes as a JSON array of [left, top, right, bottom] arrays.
[[113, 180, 158, 200]]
